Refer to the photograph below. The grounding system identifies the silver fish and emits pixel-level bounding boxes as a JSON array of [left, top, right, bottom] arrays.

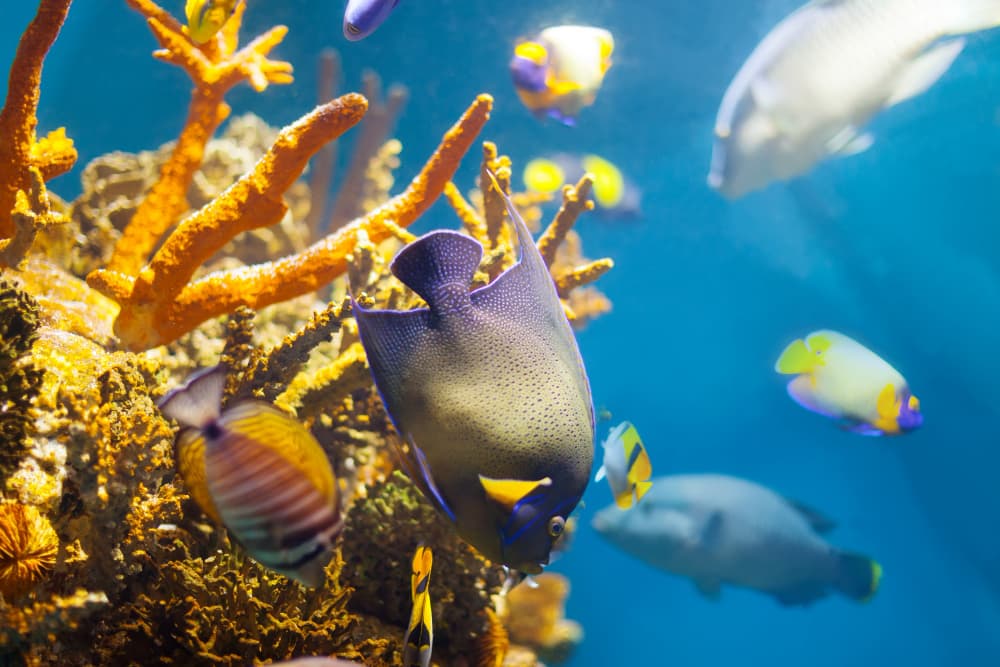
[[593, 474, 881, 606], [709, 0, 1000, 198], [353, 179, 594, 575]]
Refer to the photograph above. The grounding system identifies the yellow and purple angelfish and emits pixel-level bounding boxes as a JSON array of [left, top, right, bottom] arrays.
[[510, 25, 614, 127], [157, 365, 343, 586], [184, 0, 240, 44], [343, 0, 400, 41], [524, 153, 642, 220], [352, 174, 594, 575], [775, 330, 923, 436], [595, 421, 653, 509], [403, 546, 433, 667]]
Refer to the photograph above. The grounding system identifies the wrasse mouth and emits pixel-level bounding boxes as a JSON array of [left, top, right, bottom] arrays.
[[344, 22, 363, 39]]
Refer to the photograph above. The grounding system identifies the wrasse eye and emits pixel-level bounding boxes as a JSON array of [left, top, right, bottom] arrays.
[[547, 516, 565, 538]]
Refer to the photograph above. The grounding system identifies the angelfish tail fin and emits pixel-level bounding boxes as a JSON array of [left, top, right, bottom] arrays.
[[834, 551, 882, 603]]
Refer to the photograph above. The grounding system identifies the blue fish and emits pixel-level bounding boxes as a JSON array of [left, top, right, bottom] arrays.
[[352, 177, 594, 574], [343, 0, 400, 41]]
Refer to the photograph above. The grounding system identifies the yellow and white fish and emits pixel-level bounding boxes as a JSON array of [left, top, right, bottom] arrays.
[[510, 25, 614, 126], [524, 153, 642, 220], [709, 0, 1000, 198], [158, 365, 343, 586], [775, 330, 923, 436], [595, 421, 653, 508], [185, 0, 241, 44], [403, 546, 433, 667]]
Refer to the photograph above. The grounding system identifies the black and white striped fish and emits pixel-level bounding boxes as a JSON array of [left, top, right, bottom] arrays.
[[158, 365, 343, 587]]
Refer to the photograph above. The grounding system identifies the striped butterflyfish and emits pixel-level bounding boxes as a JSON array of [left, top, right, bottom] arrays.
[[157, 365, 343, 587], [403, 545, 433, 667], [595, 421, 653, 509]]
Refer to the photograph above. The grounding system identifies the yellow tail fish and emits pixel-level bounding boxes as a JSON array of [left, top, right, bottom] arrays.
[[403, 546, 433, 667]]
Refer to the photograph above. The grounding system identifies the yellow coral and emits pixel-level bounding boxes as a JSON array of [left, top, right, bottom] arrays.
[[0, 502, 59, 599]]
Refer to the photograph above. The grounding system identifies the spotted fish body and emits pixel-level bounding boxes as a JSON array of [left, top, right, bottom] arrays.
[[353, 181, 594, 574], [159, 366, 342, 587]]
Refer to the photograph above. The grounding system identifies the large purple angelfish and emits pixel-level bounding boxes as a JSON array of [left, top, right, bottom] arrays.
[[352, 178, 594, 575], [343, 0, 399, 41]]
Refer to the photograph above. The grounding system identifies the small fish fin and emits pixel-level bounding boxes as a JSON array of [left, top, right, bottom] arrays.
[[784, 498, 837, 534], [804, 332, 833, 353], [222, 402, 337, 502], [698, 511, 724, 549], [787, 375, 839, 419], [827, 128, 873, 157], [390, 230, 483, 315], [614, 489, 635, 509], [876, 383, 898, 420], [633, 479, 653, 504], [175, 429, 223, 524], [774, 338, 821, 375], [479, 475, 552, 514], [408, 437, 457, 522], [581, 154, 625, 208], [774, 585, 829, 606], [885, 38, 964, 109], [157, 364, 227, 428], [621, 423, 653, 484], [594, 465, 607, 482], [546, 75, 582, 96], [834, 552, 882, 603], [694, 577, 722, 600], [841, 421, 885, 436], [545, 108, 577, 126]]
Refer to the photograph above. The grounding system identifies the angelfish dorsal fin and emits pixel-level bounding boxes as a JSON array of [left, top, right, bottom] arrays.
[[390, 229, 483, 315]]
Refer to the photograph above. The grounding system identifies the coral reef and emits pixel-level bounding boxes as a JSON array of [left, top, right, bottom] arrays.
[[0, 0, 608, 664], [0, 0, 76, 250], [500, 573, 584, 664]]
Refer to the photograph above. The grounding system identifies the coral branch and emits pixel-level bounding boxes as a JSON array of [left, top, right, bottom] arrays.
[[142, 94, 491, 350], [479, 142, 512, 248], [537, 176, 595, 268], [108, 0, 293, 276], [555, 258, 614, 298], [0, 0, 74, 240], [0, 167, 67, 269], [305, 49, 342, 239], [327, 71, 409, 231], [88, 94, 369, 351]]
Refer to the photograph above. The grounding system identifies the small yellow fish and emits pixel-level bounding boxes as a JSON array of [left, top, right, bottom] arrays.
[[595, 421, 653, 509], [775, 330, 923, 436], [524, 153, 642, 220], [185, 0, 240, 44], [403, 546, 433, 667], [509, 25, 614, 126], [158, 365, 343, 586]]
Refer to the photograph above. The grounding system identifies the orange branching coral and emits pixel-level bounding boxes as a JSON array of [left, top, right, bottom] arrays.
[[0, 167, 68, 269], [0, 502, 59, 599], [108, 0, 294, 276], [92, 94, 492, 352], [87, 94, 369, 351], [0, 0, 76, 243], [537, 176, 595, 268]]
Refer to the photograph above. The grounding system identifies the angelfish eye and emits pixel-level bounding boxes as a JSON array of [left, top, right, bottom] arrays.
[[547, 516, 565, 538]]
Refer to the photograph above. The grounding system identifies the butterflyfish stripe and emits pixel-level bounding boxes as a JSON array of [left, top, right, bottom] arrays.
[[217, 472, 317, 516], [277, 503, 341, 541]]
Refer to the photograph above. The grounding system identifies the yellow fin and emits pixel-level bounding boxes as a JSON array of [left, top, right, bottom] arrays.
[[876, 383, 897, 420], [515, 40, 548, 65], [775, 338, 822, 375], [621, 424, 653, 484], [222, 402, 336, 502], [524, 158, 565, 194], [582, 154, 625, 208], [862, 561, 883, 603], [634, 479, 653, 503], [546, 76, 582, 96], [804, 332, 832, 353], [479, 475, 552, 513], [614, 490, 634, 509], [175, 430, 222, 524]]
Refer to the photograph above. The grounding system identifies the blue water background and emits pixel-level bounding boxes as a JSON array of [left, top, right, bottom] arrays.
[[5, 1, 1000, 664]]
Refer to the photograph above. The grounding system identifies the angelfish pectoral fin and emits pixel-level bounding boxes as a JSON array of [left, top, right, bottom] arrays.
[[478, 475, 553, 514], [408, 436, 457, 522]]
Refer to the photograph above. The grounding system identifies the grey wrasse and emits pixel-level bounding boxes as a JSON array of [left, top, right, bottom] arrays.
[[592, 474, 881, 606], [709, 0, 1000, 198]]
